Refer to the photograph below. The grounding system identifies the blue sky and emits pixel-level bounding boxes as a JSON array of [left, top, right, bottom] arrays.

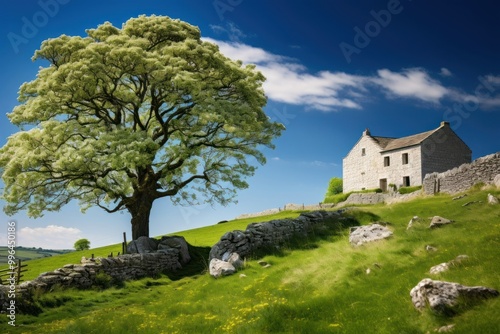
[[0, 0, 499, 249]]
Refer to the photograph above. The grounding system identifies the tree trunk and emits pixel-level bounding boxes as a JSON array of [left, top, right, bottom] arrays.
[[127, 193, 155, 240]]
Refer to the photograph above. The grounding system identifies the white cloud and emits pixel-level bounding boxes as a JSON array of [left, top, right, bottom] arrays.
[[302, 160, 339, 168], [204, 38, 500, 111], [17, 225, 82, 249], [372, 68, 450, 103], [205, 38, 365, 111], [270, 157, 337, 168], [440, 67, 453, 77]]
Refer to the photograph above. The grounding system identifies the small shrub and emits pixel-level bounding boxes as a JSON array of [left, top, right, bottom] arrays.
[[325, 177, 343, 196]]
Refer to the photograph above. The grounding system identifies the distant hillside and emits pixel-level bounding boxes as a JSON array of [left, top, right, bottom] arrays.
[[0, 246, 74, 264]]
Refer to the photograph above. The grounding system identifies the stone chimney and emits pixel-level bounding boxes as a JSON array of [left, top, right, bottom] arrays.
[[363, 128, 371, 136]]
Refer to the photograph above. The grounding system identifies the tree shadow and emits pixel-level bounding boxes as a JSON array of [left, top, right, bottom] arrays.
[[248, 214, 361, 259], [163, 244, 211, 281]]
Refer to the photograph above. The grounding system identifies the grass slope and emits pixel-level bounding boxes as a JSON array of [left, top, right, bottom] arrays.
[[2, 189, 500, 333], [0, 247, 74, 264]]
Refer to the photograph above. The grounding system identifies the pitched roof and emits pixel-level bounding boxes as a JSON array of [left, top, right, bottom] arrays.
[[371, 129, 437, 152]]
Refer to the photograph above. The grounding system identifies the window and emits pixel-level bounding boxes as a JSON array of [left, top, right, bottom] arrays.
[[403, 176, 410, 187], [402, 153, 409, 165], [384, 156, 390, 167], [361, 148, 366, 156]]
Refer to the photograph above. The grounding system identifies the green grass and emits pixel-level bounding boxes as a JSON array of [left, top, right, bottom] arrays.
[[0, 247, 74, 264], [323, 188, 383, 204], [398, 185, 422, 194], [1, 189, 500, 333]]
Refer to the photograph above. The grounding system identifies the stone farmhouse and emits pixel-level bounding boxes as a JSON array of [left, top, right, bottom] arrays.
[[343, 122, 471, 192]]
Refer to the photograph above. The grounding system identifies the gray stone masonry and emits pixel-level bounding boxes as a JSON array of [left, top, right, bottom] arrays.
[[423, 152, 500, 194], [0, 252, 182, 313], [209, 210, 356, 260]]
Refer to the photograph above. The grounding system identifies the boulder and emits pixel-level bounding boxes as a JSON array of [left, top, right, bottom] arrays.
[[410, 278, 499, 314], [127, 236, 158, 254], [429, 216, 453, 229], [209, 258, 236, 278], [494, 174, 500, 188], [430, 255, 468, 275], [487, 193, 499, 205], [425, 245, 438, 252], [349, 223, 393, 246], [223, 252, 244, 270], [158, 236, 191, 264]]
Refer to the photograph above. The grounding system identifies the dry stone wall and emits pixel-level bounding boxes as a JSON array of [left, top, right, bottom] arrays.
[[209, 210, 355, 260], [0, 251, 182, 313], [423, 152, 500, 194]]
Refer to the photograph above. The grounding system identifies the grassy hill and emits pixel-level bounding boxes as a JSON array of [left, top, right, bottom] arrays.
[[0, 247, 74, 264], [2, 188, 499, 333]]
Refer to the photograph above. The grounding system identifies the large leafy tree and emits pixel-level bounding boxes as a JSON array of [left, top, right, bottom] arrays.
[[0, 16, 282, 239]]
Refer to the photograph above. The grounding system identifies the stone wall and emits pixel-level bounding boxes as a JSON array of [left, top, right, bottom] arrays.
[[235, 203, 335, 220], [423, 152, 500, 194], [0, 251, 182, 313], [210, 210, 356, 260]]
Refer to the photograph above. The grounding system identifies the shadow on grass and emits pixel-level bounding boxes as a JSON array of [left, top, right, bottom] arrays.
[[164, 244, 211, 281], [248, 214, 362, 259]]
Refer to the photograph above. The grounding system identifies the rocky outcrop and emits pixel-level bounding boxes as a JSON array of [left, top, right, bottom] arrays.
[[423, 152, 500, 194], [209, 210, 356, 261], [127, 236, 190, 264], [494, 174, 500, 188], [209, 253, 244, 278], [487, 193, 499, 205], [429, 216, 453, 228], [349, 223, 393, 246], [410, 278, 499, 314], [429, 255, 468, 275]]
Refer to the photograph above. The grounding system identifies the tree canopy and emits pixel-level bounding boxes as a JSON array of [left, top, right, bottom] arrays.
[[74, 238, 91, 251], [0, 15, 283, 239], [325, 177, 343, 196]]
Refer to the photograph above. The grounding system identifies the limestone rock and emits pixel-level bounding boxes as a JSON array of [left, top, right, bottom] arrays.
[[127, 236, 158, 254], [436, 324, 455, 332], [410, 278, 499, 314], [494, 174, 500, 188], [158, 236, 191, 264], [349, 223, 393, 246], [406, 216, 420, 230], [425, 245, 438, 252], [487, 193, 499, 205], [429, 216, 453, 229], [430, 255, 468, 275], [226, 252, 244, 270], [209, 258, 236, 278]]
